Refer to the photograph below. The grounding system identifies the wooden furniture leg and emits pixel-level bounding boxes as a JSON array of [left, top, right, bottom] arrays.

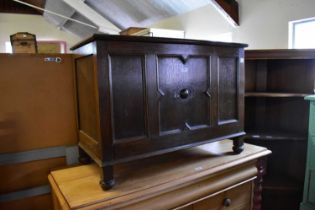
[[100, 165, 115, 190], [233, 138, 244, 154], [253, 157, 267, 210]]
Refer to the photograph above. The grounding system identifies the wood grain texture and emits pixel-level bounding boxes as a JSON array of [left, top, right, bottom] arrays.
[[110, 54, 146, 141], [73, 36, 246, 190], [0, 53, 77, 153], [0, 193, 53, 210], [0, 0, 45, 15], [213, 0, 239, 25], [49, 140, 271, 210], [75, 55, 100, 142], [0, 157, 66, 194], [244, 49, 314, 210], [71, 34, 247, 51], [252, 158, 267, 210], [193, 181, 252, 210]]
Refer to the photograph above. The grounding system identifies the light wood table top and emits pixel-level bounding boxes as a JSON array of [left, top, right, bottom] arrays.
[[49, 140, 271, 210]]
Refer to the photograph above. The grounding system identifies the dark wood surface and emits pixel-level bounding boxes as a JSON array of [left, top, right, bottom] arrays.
[[0, 0, 45, 15], [244, 49, 315, 210], [245, 49, 315, 60], [73, 35, 246, 189], [71, 34, 248, 50], [214, 0, 239, 25], [253, 158, 267, 210]]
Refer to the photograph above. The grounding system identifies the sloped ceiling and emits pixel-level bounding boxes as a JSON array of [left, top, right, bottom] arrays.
[[43, 0, 212, 38], [85, 0, 212, 29], [43, 0, 98, 38]]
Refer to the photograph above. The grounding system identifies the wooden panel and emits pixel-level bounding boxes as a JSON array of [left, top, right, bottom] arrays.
[[267, 59, 315, 93], [245, 60, 257, 92], [213, 0, 239, 25], [0, 54, 77, 153], [110, 54, 147, 140], [0, 157, 66, 194], [0, 0, 44, 15], [218, 57, 238, 124], [245, 98, 309, 136], [49, 140, 270, 209], [193, 182, 252, 210], [157, 55, 211, 135], [245, 49, 315, 60], [75, 55, 100, 141], [0, 193, 53, 210]]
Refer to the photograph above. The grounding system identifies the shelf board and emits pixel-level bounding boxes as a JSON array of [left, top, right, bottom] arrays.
[[263, 176, 302, 192], [245, 92, 309, 98], [243, 131, 307, 141], [245, 49, 315, 60]]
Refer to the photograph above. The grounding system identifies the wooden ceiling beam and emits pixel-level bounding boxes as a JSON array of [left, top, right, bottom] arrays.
[[0, 0, 45, 15], [213, 0, 239, 26]]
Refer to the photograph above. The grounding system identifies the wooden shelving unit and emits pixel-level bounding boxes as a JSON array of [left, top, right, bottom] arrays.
[[244, 49, 315, 210]]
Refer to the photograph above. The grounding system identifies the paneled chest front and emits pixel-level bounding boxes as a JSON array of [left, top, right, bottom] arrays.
[[71, 35, 247, 189]]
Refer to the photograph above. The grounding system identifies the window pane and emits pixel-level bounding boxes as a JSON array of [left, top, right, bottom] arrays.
[[294, 20, 315, 49]]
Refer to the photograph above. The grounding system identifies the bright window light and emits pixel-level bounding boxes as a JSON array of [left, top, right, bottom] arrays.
[[289, 17, 315, 49], [5, 42, 12, 53]]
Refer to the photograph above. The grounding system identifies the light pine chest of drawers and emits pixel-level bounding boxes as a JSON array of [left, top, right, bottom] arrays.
[[49, 140, 271, 210]]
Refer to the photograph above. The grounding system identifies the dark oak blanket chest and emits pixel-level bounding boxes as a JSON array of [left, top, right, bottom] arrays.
[[71, 35, 247, 190]]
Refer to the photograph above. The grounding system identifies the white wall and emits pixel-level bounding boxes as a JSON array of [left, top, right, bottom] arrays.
[[0, 13, 81, 53], [234, 0, 315, 49], [151, 4, 235, 42], [151, 0, 315, 49]]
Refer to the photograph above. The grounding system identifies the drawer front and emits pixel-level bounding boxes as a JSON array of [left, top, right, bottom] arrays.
[[193, 182, 252, 210]]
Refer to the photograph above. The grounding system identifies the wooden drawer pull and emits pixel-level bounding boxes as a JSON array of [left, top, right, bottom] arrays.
[[223, 198, 232, 207]]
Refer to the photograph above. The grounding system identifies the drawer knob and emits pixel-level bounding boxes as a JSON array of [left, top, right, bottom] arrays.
[[179, 88, 190, 99], [223, 198, 232, 207]]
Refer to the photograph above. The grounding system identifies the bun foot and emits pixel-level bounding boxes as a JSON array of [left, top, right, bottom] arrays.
[[100, 179, 115, 190], [233, 138, 244, 154]]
